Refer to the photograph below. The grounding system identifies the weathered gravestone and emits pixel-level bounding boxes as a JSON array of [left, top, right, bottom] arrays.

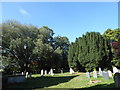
[[113, 67, 119, 74], [103, 71, 109, 79], [70, 68, 74, 74], [41, 69, 44, 76], [108, 70, 112, 77], [114, 73, 120, 88], [93, 71, 97, 78], [86, 72, 90, 78], [45, 70, 47, 75], [99, 67, 103, 76]]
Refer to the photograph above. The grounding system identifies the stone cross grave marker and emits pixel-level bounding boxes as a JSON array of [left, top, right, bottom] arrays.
[[93, 71, 97, 78], [108, 70, 112, 77], [86, 72, 90, 78], [41, 69, 44, 76], [103, 71, 109, 79]]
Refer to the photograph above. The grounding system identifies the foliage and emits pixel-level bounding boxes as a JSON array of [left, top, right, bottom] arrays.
[[1, 20, 70, 74], [68, 32, 112, 71], [103, 28, 120, 67]]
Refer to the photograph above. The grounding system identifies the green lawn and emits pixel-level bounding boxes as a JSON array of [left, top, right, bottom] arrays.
[[4, 72, 115, 90]]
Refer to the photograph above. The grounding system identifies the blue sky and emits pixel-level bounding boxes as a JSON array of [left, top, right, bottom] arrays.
[[2, 2, 118, 42]]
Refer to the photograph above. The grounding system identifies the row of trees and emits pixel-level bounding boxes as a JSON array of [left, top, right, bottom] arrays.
[[1, 20, 120, 74], [68, 29, 120, 72], [1, 20, 69, 74]]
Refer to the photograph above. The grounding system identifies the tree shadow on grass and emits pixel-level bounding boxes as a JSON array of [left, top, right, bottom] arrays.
[[75, 83, 119, 90], [3, 75, 78, 90]]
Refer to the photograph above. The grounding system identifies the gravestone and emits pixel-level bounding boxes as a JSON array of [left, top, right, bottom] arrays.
[[50, 69, 54, 76], [114, 73, 120, 88], [108, 70, 112, 77], [22, 72, 24, 75], [93, 71, 97, 78], [41, 69, 44, 76], [118, 69, 120, 73], [48, 71, 51, 75], [103, 71, 109, 79], [86, 72, 90, 78], [25, 72, 28, 78], [45, 70, 47, 75], [70, 68, 74, 74], [99, 67, 103, 76], [61, 70, 63, 73], [113, 67, 118, 74]]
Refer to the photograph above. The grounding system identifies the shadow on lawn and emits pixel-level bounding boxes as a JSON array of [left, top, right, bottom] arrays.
[[3, 75, 78, 90], [75, 83, 119, 90]]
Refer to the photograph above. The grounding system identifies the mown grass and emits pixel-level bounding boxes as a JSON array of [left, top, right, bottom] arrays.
[[3, 72, 115, 90]]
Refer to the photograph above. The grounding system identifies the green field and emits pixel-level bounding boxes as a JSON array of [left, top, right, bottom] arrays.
[[4, 72, 115, 90]]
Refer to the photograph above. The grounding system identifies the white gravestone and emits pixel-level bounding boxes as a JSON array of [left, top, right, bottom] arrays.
[[118, 69, 120, 73], [103, 71, 109, 79], [25, 72, 28, 78], [70, 68, 74, 74], [93, 71, 97, 78], [22, 72, 24, 75], [41, 69, 44, 76], [50, 69, 54, 76], [48, 71, 51, 75], [99, 68, 103, 76], [61, 70, 63, 73], [113, 67, 119, 74], [108, 70, 112, 77], [86, 72, 90, 78], [45, 70, 47, 75]]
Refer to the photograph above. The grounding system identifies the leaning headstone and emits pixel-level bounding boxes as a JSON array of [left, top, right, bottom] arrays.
[[25, 72, 28, 78], [70, 68, 74, 74], [113, 67, 118, 74], [108, 70, 112, 77], [44, 70, 47, 75], [103, 71, 109, 79], [41, 69, 44, 76], [93, 71, 97, 78], [99, 68, 103, 76], [114, 73, 120, 88], [86, 72, 90, 78]]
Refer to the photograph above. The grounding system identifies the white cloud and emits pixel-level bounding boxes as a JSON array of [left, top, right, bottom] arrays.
[[19, 8, 30, 17]]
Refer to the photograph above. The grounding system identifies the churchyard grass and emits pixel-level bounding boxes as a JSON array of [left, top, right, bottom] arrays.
[[5, 72, 115, 89]]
